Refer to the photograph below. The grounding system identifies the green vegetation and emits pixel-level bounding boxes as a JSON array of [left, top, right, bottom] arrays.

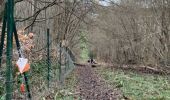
[[80, 43, 89, 60], [0, 65, 5, 98], [96, 67, 170, 100], [80, 32, 89, 61], [30, 60, 78, 100], [54, 70, 79, 100], [0, 59, 77, 100]]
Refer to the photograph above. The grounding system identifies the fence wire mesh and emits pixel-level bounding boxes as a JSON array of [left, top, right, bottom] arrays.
[[0, 33, 76, 100]]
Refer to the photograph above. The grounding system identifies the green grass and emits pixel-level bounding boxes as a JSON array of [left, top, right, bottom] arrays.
[[80, 45, 89, 61], [54, 70, 79, 100], [80, 38, 89, 61], [80, 31, 89, 61], [96, 67, 170, 100]]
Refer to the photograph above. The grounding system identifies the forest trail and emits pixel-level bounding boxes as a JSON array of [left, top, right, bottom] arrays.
[[75, 65, 121, 100]]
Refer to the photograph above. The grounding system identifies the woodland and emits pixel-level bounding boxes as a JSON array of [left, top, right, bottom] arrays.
[[0, 0, 170, 100]]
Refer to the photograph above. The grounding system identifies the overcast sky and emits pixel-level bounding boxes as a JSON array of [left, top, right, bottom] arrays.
[[99, 0, 119, 6]]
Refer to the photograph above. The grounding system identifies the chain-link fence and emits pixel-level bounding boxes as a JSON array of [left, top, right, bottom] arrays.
[[0, 1, 77, 99], [0, 29, 76, 100]]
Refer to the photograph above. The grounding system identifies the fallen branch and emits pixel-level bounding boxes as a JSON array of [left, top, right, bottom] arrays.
[[117, 65, 170, 75]]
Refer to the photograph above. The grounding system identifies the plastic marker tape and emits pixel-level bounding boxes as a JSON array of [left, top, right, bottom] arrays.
[[16, 58, 30, 73], [20, 83, 25, 93]]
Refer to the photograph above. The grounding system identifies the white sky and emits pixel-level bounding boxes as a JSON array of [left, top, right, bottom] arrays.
[[99, 0, 119, 6]]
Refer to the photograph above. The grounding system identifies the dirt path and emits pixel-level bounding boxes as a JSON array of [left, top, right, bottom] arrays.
[[76, 65, 121, 100]]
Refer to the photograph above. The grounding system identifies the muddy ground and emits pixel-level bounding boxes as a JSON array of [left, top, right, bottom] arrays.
[[76, 65, 122, 100]]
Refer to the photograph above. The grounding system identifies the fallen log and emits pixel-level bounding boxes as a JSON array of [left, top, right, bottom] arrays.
[[116, 65, 170, 75]]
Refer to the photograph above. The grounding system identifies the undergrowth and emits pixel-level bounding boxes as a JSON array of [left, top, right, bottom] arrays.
[[54, 69, 79, 100], [96, 66, 170, 100], [0, 60, 78, 100], [31, 60, 78, 100]]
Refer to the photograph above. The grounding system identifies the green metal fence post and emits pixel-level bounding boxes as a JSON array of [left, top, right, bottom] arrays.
[[64, 47, 67, 72], [6, 0, 14, 99], [0, 4, 7, 68], [13, 22, 32, 100], [47, 28, 50, 88], [59, 42, 62, 82], [66, 47, 69, 71], [1, 0, 32, 99], [23, 73, 31, 99], [12, 0, 32, 99]]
